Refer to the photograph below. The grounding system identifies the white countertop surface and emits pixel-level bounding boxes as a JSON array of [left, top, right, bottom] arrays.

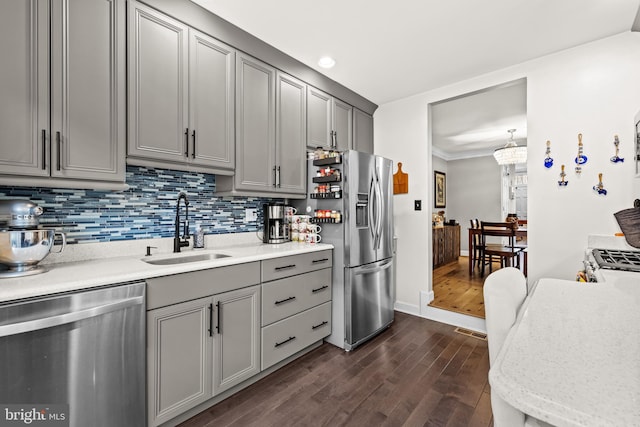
[[0, 235, 333, 303], [489, 277, 640, 427]]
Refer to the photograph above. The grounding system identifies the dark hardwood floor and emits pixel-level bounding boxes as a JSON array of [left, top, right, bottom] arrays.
[[179, 312, 493, 427]]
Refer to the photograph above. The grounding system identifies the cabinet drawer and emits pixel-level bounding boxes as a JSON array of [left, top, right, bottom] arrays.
[[262, 268, 331, 326], [261, 250, 332, 282], [261, 301, 331, 370], [147, 262, 261, 310]]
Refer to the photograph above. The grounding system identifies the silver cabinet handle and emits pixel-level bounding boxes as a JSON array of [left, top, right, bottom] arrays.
[[0, 296, 144, 338], [277, 166, 281, 188], [273, 166, 277, 188]]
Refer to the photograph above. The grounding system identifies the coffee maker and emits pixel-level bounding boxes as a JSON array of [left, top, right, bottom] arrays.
[[263, 203, 290, 244]]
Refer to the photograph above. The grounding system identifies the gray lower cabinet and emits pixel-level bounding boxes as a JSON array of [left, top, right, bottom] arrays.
[[307, 86, 353, 151], [261, 251, 333, 370], [213, 285, 261, 395], [353, 108, 374, 154], [216, 53, 306, 197], [147, 284, 261, 427], [0, 0, 125, 185], [128, 1, 235, 174]]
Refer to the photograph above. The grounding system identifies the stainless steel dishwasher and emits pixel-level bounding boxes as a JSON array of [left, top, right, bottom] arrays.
[[0, 282, 145, 427]]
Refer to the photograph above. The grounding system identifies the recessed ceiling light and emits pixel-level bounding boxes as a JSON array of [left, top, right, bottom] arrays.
[[318, 56, 336, 69]]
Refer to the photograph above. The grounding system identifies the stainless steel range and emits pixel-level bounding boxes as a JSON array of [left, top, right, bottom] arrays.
[[592, 249, 640, 272], [584, 236, 640, 282]]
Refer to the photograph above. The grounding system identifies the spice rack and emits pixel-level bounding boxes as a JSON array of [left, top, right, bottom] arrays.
[[310, 151, 342, 223]]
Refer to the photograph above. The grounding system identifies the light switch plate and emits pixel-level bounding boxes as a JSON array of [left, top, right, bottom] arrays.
[[414, 200, 422, 211], [245, 208, 257, 222]]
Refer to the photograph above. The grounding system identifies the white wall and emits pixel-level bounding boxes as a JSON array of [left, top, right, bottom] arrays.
[[375, 32, 640, 314], [447, 156, 502, 252]]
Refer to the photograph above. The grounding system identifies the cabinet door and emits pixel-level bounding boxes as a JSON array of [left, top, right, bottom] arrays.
[[353, 108, 374, 154], [50, 0, 125, 181], [307, 86, 332, 150], [276, 72, 306, 194], [0, 0, 49, 177], [128, 1, 189, 163], [333, 98, 353, 151], [189, 29, 235, 171], [147, 296, 213, 427], [235, 53, 276, 191], [213, 285, 261, 395]]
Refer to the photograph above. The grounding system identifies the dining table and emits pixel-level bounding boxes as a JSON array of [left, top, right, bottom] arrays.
[[468, 226, 527, 275], [489, 277, 640, 427]]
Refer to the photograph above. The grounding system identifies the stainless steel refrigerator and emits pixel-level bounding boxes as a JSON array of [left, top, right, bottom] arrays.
[[296, 150, 394, 350]]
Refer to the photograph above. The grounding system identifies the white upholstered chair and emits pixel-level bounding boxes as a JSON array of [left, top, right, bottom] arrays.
[[484, 267, 552, 427]]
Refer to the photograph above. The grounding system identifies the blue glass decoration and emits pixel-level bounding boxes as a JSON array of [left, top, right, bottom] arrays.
[[593, 173, 607, 195], [544, 140, 554, 168], [610, 135, 624, 163], [574, 133, 587, 175], [558, 165, 568, 186]]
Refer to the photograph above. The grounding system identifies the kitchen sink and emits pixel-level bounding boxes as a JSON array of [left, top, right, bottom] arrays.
[[142, 253, 231, 265]]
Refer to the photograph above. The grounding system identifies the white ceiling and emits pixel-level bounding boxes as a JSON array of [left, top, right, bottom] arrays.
[[191, 0, 639, 158], [192, 0, 640, 106], [431, 79, 527, 160]]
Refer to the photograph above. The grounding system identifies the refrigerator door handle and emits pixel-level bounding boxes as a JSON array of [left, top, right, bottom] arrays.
[[373, 168, 383, 250], [368, 176, 376, 240]]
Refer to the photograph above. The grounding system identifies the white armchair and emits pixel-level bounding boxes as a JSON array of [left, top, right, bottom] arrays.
[[484, 267, 552, 427]]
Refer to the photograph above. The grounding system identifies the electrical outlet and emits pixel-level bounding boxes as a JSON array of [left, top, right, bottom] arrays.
[[414, 200, 422, 211], [245, 208, 257, 222]]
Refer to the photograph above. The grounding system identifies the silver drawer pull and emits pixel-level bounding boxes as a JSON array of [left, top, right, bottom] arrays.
[[312, 321, 328, 330], [312, 285, 329, 293], [312, 258, 329, 264], [275, 296, 296, 305], [275, 336, 296, 348], [275, 264, 296, 271]]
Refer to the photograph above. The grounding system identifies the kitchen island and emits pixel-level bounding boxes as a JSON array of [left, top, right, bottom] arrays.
[[489, 277, 640, 427]]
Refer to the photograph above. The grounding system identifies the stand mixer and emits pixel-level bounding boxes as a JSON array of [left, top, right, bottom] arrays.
[[0, 200, 66, 278]]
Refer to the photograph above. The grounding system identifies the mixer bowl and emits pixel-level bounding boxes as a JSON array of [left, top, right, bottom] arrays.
[[0, 229, 65, 270]]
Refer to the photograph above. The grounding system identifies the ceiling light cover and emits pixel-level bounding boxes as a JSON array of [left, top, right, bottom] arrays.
[[494, 129, 527, 165], [318, 56, 336, 69]]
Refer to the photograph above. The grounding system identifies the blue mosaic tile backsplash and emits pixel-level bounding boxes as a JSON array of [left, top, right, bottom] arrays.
[[0, 166, 280, 244]]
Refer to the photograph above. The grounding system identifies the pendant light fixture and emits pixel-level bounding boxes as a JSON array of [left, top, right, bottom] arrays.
[[494, 129, 527, 165]]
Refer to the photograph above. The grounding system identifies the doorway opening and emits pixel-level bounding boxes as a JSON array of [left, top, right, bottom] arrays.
[[428, 78, 527, 318]]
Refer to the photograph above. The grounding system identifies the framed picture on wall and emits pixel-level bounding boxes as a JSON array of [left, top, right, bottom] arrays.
[[434, 171, 446, 208]]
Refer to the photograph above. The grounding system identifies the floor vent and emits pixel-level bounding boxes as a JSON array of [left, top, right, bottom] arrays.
[[454, 327, 487, 341]]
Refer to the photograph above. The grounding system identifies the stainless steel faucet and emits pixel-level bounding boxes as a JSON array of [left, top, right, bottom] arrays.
[[174, 192, 190, 253]]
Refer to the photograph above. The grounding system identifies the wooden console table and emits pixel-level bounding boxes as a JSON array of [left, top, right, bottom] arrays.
[[433, 225, 460, 268]]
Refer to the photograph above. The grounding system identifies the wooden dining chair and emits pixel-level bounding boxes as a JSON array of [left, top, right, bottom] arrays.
[[480, 221, 523, 277], [469, 219, 483, 272]]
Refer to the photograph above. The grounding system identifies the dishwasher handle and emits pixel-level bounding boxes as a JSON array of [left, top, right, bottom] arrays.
[[0, 295, 145, 338]]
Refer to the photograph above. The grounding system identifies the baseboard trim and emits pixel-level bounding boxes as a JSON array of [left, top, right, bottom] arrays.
[[394, 301, 420, 316], [423, 306, 486, 333], [460, 250, 469, 257]]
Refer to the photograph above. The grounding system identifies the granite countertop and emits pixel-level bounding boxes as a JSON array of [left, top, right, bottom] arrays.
[[489, 277, 640, 427], [0, 233, 333, 304]]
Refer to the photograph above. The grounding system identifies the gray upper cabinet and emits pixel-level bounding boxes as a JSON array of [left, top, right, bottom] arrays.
[[128, 1, 234, 174], [232, 53, 276, 192], [0, 0, 125, 186], [276, 72, 307, 194], [217, 53, 306, 197], [353, 108, 374, 154], [307, 86, 353, 151]]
